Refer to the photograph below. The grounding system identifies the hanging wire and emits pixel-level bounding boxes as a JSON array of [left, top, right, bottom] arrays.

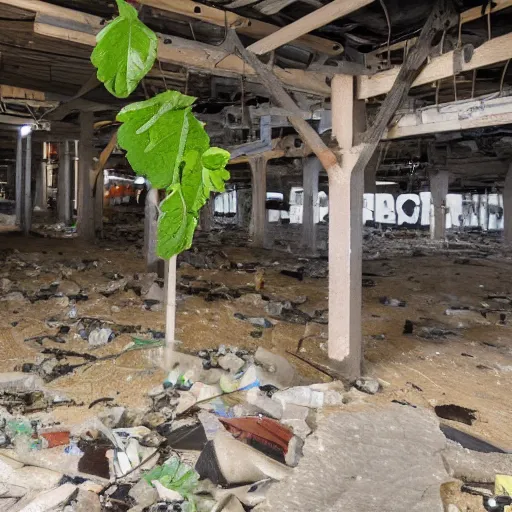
[[378, 0, 391, 67], [499, 59, 511, 95], [487, 9, 492, 40]]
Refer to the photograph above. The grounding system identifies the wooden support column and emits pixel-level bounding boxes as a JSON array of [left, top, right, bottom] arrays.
[[22, 132, 32, 236], [200, 193, 215, 232], [58, 140, 72, 225], [236, 187, 252, 230], [144, 187, 159, 273], [77, 111, 95, 240], [34, 142, 47, 210], [301, 156, 321, 254], [429, 170, 449, 240], [328, 74, 363, 377], [249, 156, 268, 247], [505, 163, 512, 243], [15, 131, 23, 227]]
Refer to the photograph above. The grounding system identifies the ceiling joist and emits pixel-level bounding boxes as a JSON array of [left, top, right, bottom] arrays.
[[137, 0, 343, 56], [0, 0, 330, 96], [358, 32, 512, 99], [247, 0, 374, 56]]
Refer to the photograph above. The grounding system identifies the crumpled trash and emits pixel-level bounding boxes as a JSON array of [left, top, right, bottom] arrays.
[[379, 296, 406, 307], [88, 328, 114, 347]]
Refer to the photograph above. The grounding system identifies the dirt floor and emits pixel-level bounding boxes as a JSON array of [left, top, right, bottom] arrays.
[[0, 223, 511, 461]]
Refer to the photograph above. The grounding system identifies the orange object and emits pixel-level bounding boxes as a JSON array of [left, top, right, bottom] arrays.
[[40, 430, 70, 448], [219, 417, 292, 457]]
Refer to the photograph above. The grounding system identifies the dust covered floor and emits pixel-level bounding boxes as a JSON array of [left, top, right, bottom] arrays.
[[0, 228, 511, 451]]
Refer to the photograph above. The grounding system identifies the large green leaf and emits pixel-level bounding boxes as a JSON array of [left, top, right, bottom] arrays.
[[117, 91, 197, 189], [91, 0, 158, 98], [115, 88, 230, 259]]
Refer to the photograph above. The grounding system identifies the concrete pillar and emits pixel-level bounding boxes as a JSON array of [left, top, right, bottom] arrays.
[[144, 187, 159, 273], [364, 148, 380, 194], [200, 193, 215, 231], [15, 131, 23, 226], [249, 156, 267, 247], [236, 187, 251, 230], [58, 141, 72, 225], [328, 74, 363, 379], [94, 171, 104, 237], [504, 162, 512, 243], [302, 156, 321, 254], [34, 142, 47, 210], [22, 132, 32, 235], [77, 112, 95, 240], [430, 170, 449, 240]]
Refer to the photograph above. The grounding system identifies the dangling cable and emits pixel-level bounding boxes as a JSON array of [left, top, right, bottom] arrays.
[[379, 0, 392, 67]]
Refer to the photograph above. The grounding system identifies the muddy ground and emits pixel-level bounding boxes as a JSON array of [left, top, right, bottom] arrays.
[[0, 222, 511, 460]]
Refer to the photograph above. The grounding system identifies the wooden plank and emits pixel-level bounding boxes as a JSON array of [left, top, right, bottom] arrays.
[[384, 94, 512, 139], [0, 85, 45, 101], [370, 0, 512, 58], [26, 3, 330, 96], [138, 0, 343, 55], [358, 31, 512, 99], [231, 31, 339, 173], [247, 0, 374, 55]]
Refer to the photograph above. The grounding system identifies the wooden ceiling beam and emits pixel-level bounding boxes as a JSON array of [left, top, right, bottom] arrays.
[[358, 31, 512, 99], [384, 94, 512, 140], [247, 0, 374, 56], [19, 1, 330, 96], [137, 0, 343, 56]]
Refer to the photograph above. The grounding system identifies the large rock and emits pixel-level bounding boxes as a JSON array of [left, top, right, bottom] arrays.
[[254, 406, 450, 512]]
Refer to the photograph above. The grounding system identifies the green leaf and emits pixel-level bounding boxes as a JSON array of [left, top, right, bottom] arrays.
[[117, 91, 198, 189], [202, 147, 231, 194], [91, 0, 158, 98]]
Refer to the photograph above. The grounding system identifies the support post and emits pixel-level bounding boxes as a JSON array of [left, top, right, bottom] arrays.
[[301, 156, 321, 254], [34, 142, 47, 210], [94, 171, 104, 237], [200, 192, 215, 231], [22, 132, 32, 236], [430, 170, 449, 240], [15, 131, 23, 226], [505, 162, 512, 243], [144, 187, 159, 273], [164, 255, 177, 346], [58, 141, 72, 224], [236, 186, 252, 230], [77, 112, 95, 240], [328, 75, 363, 377], [249, 155, 267, 247]]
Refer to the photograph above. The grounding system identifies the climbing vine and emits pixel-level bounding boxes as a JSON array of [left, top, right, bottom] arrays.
[[91, 0, 230, 258]]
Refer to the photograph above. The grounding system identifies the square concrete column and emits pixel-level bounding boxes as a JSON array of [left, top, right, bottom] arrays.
[[77, 112, 95, 240], [249, 156, 267, 247], [328, 74, 364, 379], [34, 142, 48, 210], [429, 170, 449, 240], [15, 130, 23, 226], [236, 187, 252, 230], [504, 162, 512, 243], [22, 132, 32, 236], [58, 140, 72, 225], [301, 156, 321, 254]]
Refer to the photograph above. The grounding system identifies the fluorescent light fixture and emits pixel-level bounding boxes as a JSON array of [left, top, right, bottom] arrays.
[[376, 181, 398, 186], [134, 176, 146, 185], [20, 125, 32, 137]]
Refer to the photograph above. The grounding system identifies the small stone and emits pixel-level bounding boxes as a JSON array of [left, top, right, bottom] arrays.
[[143, 412, 166, 429], [447, 505, 461, 512], [285, 436, 304, 467], [175, 391, 197, 415], [0, 292, 26, 302], [54, 296, 70, 308], [140, 432, 165, 448], [354, 377, 380, 395], [265, 301, 284, 317], [144, 283, 164, 302], [111, 305, 121, 313], [74, 490, 101, 512], [98, 407, 126, 429], [88, 328, 113, 347], [58, 280, 81, 296], [129, 479, 158, 508], [218, 354, 245, 373], [246, 388, 283, 419], [0, 278, 12, 293]]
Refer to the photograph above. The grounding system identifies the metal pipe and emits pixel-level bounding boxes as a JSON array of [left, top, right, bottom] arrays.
[[15, 131, 23, 227]]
